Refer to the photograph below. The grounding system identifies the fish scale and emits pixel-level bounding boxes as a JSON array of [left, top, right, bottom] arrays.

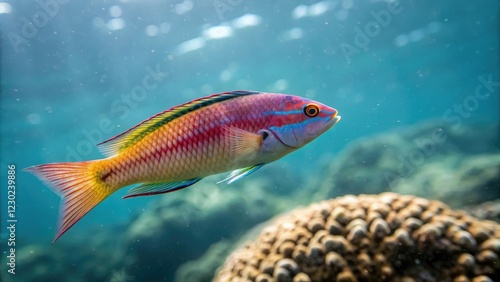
[[25, 91, 340, 242], [116, 96, 264, 182]]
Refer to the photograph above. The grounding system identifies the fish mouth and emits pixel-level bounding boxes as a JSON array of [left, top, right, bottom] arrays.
[[329, 109, 341, 126], [321, 112, 340, 133], [331, 115, 341, 126]]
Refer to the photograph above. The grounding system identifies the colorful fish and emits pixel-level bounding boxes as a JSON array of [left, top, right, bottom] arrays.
[[25, 91, 341, 242]]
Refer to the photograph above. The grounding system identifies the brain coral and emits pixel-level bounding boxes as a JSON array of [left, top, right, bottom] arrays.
[[215, 193, 500, 282]]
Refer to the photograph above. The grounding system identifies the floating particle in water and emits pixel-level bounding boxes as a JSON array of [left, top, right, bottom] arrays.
[[0, 2, 13, 14], [232, 14, 262, 29], [308, 1, 330, 17], [306, 89, 317, 98], [236, 79, 251, 89], [176, 37, 205, 55], [203, 25, 234, 40], [282, 28, 304, 41], [174, 0, 193, 15], [427, 21, 442, 34], [107, 18, 125, 31], [394, 34, 409, 47], [292, 5, 308, 19], [335, 9, 349, 21], [201, 84, 214, 95], [409, 29, 425, 42], [220, 70, 232, 82], [27, 113, 41, 124], [93, 17, 105, 28], [109, 5, 122, 18], [159, 22, 171, 34], [342, 0, 354, 9], [273, 79, 289, 92], [145, 25, 159, 36]]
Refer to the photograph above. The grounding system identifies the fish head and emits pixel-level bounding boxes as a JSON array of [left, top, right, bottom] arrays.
[[267, 95, 341, 148]]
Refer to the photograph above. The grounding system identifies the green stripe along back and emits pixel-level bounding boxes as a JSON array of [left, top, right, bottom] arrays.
[[97, 90, 261, 157]]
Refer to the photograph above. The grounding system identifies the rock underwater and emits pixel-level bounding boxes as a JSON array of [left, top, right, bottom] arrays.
[[215, 193, 500, 282]]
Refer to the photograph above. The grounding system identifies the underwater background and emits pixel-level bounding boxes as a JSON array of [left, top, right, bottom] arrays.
[[1, 0, 499, 281]]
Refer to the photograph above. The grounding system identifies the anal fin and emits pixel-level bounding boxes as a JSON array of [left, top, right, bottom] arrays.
[[123, 178, 202, 199]]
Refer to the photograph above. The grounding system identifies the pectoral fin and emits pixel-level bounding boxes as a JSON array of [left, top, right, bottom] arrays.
[[221, 126, 262, 161], [217, 164, 265, 185], [123, 178, 202, 198]]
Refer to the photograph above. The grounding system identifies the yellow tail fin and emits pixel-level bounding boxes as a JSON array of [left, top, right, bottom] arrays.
[[25, 161, 111, 243]]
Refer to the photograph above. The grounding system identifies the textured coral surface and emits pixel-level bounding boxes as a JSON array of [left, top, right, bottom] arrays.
[[215, 193, 500, 282]]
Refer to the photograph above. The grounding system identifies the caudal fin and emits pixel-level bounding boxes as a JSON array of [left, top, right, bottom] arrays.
[[25, 161, 111, 243]]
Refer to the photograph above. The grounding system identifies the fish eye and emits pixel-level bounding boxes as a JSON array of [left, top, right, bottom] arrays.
[[304, 104, 320, 117]]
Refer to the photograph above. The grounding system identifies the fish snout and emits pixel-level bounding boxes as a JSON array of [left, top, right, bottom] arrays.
[[327, 107, 341, 126], [331, 115, 341, 126]]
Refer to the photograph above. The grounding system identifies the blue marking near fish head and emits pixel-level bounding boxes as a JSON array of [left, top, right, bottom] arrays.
[[267, 95, 340, 148]]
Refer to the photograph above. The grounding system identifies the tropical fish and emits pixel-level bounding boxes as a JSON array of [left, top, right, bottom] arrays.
[[25, 91, 341, 242]]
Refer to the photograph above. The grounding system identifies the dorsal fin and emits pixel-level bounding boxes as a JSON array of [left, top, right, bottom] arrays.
[[97, 90, 260, 157]]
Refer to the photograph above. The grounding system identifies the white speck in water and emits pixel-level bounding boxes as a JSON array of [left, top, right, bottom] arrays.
[[174, 0, 193, 15], [93, 17, 105, 28], [306, 89, 316, 98], [273, 79, 288, 91], [394, 34, 409, 47], [159, 22, 171, 34], [0, 2, 13, 14], [106, 18, 125, 31], [176, 37, 205, 55], [409, 29, 424, 42], [27, 113, 41, 124], [427, 21, 442, 34], [232, 14, 261, 29], [203, 25, 233, 40], [308, 1, 330, 17], [282, 28, 303, 41], [145, 25, 159, 36], [219, 70, 232, 82], [335, 10, 349, 21], [342, 0, 353, 10], [201, 84, 214, 95], [109, 5, 122, 18], [292, 5, 308, 19]]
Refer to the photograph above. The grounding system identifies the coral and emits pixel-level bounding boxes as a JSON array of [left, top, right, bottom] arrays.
[[215, 193, 500, 282]]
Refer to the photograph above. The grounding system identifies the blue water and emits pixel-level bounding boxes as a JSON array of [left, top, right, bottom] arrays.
[[0, 0, 498, 279]]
